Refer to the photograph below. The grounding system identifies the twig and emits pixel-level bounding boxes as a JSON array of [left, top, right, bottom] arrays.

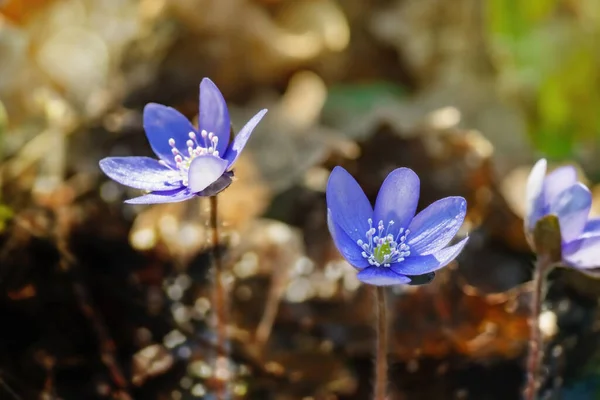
[[209, 196, 229, 399], [523, 254, 551, 400], [254, 257, 287, 348], [374, 286, 388, 400], [173, 320, 292, 385], [0, 376, 22, 400]]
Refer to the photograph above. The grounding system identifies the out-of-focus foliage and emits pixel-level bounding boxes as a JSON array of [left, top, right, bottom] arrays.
[[1, 0, 600, 399], [322, 82, 407, 136], [0, 100, 10, 231], [0, 100, 5, 160], [487, 0, 600, 161], [0, 100, 5, 136]]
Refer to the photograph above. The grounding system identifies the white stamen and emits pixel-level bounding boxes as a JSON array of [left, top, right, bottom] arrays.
[[355, 219, 411, 268], [165, 132, 223, 187]]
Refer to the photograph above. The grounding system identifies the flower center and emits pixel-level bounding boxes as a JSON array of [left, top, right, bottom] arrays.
[[356, 219, 410, 267], [159, 130, 220, 186]]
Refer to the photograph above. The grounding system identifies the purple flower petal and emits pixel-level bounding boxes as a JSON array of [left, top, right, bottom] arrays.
[[525, 159, 547, 233], [562, 235, 600, 269], [223, 109, 268, 168], [581, 218, 600, 239], [99, 156, 182, 191], [356, 267, 411, 286], [543, 165, 578, 207], [406, 272, 435, 286], [143, 103, 196, 168], [195, 171, 233, 197], [327, 210, 369, 269], [407, 197, 467, 255], [549, 183, 591, 243], [391, 237, 468, 275], [199, 78, 230, 156], [326, 167, 373, 243], [124, 187, 195, 204], [373, 168, 420, 234], [187, 155, 229, 194]]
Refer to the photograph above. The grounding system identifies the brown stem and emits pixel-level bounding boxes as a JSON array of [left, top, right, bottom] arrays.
[[209, 196, 229, 399], [523, 254, 551, 400], [374, 286, 388, 400]]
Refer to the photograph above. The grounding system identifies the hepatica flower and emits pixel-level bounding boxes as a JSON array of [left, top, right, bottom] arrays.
[[326, 167, 468, 286], [525, 158, 600, 268], [99, 78, 267, 204]]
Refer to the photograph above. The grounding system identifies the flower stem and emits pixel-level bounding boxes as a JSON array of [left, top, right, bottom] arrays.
[[374, 286, 388, 400], [523, 254, 551, 400], [209, 195, 229, 399]]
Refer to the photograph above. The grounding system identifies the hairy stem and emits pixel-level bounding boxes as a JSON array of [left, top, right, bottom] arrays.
[[374, 286, 388, 400], [210, 196, 229, 399], [523, 254, 551, 400]]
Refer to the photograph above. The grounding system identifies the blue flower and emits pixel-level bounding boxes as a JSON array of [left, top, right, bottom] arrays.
[[99, 78, 267, 204], [326, 166, 469, 286], [525, 158, 600, 268]]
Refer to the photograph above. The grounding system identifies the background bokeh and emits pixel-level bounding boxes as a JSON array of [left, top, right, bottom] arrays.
[[1, 0, 600, 399]]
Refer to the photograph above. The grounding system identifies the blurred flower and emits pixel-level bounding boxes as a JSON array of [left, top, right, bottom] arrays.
[[326, 167, 468, 286], [99, 78, 267, 204], [525, 158, 600, 268]]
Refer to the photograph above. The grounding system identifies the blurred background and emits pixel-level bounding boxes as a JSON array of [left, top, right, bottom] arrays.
[[1, 0, 600, 399]]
